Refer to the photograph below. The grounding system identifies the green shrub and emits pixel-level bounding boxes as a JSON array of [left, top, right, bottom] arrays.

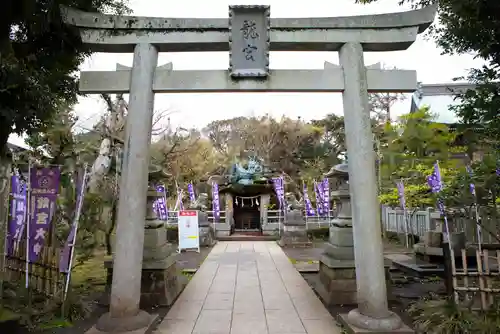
[[408, 298, 500, 334]]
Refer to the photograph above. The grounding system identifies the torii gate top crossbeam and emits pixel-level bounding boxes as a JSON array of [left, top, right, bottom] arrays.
[[61, 5, 436, 53]]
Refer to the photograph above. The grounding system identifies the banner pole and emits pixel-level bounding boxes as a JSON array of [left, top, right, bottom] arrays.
[[0, 165, 12, 306], [63, 166, 89, 301], [24, 160, 32, 289]]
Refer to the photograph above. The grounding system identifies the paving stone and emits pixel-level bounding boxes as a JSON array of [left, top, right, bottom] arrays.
[[193, 309, 232, 334], [157, 241, 343, 333], [154, 319, 196, 334], [230, 313, 268, 334], [203, 292, 234, 310], [265, 309, 306, 333]]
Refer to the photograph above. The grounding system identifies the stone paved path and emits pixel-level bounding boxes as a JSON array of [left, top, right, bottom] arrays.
[[154, 241, 342, 334]]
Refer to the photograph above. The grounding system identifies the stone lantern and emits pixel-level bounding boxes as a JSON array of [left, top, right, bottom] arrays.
[[318, 163, 357, 305], [319, 163, 392, 307]]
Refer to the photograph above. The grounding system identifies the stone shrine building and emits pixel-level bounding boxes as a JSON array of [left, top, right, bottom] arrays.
[[207, 155, 282, 237]]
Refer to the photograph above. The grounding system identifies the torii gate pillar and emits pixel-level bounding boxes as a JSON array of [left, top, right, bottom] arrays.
[[339, 42, 404, 331], [96, 43, 159, 332]]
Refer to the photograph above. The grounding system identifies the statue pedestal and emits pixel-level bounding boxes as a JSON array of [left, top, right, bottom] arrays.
[[198, 211, 216, 247], [215, 193, 233, 238], [278, 211, 311, 247]]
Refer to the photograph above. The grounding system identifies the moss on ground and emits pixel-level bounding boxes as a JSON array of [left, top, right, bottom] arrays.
[[70, 250, 109, 293], [0, 307, 20, 321]]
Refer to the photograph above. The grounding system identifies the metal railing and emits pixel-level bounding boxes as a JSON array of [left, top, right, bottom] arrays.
[[381, 206, 433, 237], [166, 210, 226, 225], [165, 209, 335, 229], [381, 206, 499, 244]]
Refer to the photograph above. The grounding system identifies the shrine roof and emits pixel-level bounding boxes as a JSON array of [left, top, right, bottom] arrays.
[[219, 182, 275, 196]]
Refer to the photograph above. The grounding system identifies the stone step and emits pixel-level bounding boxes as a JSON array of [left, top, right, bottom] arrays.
[[217, 234, 278, 241]]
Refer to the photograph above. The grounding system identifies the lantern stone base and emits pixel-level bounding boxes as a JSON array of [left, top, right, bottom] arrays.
[[140, 255, 182, 307], [104, 253, 182, 308], [278, 222, 311, 248], [318, 257, 392, 306], [319, 225, 391, 305], [262, 222, 279, 236], [103, 227, 182, 308], [319, 259, 357, 305], [305, 220, 330, 230]]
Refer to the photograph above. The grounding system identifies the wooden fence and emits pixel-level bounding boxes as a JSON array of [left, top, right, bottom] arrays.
[[4, 240, 66, 300], [451, 249, 500, 310]]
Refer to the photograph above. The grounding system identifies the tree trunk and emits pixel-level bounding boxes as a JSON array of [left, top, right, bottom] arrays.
[[105, 201, 118, 256]]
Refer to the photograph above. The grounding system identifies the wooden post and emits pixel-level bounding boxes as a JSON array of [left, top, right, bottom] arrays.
[[441, 241, 454, 298]]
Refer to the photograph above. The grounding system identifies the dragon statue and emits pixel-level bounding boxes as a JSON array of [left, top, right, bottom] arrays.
[[229, 155, 268, 185]]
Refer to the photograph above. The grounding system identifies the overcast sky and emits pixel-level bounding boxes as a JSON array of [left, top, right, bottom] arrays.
[[8, 0, 484, 148]]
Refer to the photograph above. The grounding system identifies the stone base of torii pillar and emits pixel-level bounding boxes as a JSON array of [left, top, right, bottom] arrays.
[[337, 313, 414, 334], [87, 314, 158, 334]]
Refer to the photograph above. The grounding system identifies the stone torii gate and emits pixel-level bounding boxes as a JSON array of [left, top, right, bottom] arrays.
[[62, 5, 436, 333]]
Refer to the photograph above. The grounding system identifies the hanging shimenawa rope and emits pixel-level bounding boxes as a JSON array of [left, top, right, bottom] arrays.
[[234, 195, 261, 207]]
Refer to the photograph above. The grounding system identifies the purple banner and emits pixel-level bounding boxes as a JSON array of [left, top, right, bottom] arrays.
[[314, 181, 324, 216], [396, 180, 406, 209], [272, 177, 285, 210], [59, 169, 87, 273], [7, 175, 27, 256], [322, 178, 330, 216], [154, 184, 168, 220], [187, 183, 196, 202], [427, 161, 443, 194], [28, 167, 61, 263], [212, 183, 220, 221], [303, 183, 315, 216], [465, 165, 476, 195]]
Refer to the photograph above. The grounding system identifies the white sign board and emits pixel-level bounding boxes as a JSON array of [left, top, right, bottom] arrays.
[[178, 210, 200, 252]]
